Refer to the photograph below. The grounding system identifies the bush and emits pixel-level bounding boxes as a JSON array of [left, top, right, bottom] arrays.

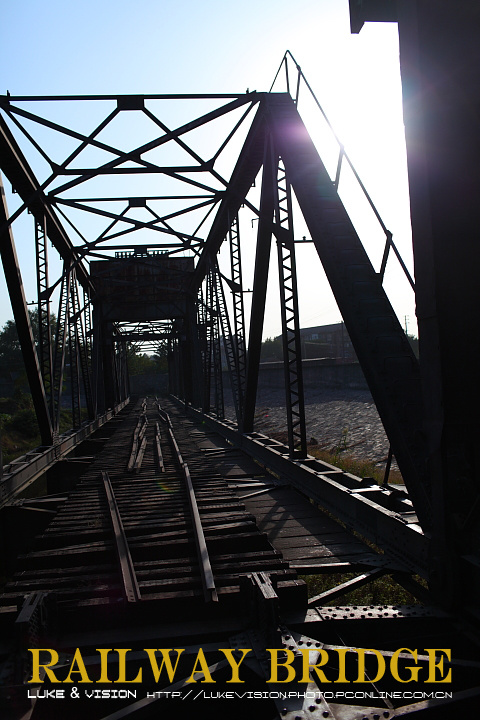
[[7, 407, 39, 438], [0, 412, 12, 430]]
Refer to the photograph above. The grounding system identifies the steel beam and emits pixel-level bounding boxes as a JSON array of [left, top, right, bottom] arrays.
[[228, 215, 247, 414], [35, 215, 53, 418], [52, 263, 71, 434], [0, 175, 53, 445], [267, 94, 430, 530], [0, 114, 92, 291], [0, 398, 129, 508], [70, 278, 94, 419], [243, 138, 276, 432], [273, 156, 307, 458], [214, 261, 243, 424], [190, 97, 268, 290], [68, 277, 82, 429]]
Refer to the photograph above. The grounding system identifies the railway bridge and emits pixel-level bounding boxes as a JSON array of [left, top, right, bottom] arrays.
[[1, 3, 480, 718]]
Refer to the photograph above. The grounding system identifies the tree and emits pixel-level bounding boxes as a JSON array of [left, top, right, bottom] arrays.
[[260, 336, 283, 361], [0, 319, 25, 377], [0, 309, 56, 384]]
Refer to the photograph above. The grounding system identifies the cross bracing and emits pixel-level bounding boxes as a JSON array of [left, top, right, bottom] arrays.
[[1, 10, 480, 713]]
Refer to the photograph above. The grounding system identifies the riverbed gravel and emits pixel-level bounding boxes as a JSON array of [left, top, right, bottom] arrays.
[[240, 386, 393, 469]]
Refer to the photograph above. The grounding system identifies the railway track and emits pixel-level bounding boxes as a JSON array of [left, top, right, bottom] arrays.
[[0, 397, 304, 646], [3, 398, 480, 720]]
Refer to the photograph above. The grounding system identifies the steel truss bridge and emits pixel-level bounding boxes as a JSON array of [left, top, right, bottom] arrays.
[[1, 3, 480, 718]]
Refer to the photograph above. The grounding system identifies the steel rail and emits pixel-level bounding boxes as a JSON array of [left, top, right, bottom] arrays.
[[127, 414, 147, 472], [102, 470, 141, 603], [158, 406, 218, 602], [132, 434, 147, 472], [154, 422, 165, 473]]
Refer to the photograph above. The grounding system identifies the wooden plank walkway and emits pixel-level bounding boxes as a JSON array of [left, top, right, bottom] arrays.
[[188, 418, 396, 574], [231, 484, 396, 574]]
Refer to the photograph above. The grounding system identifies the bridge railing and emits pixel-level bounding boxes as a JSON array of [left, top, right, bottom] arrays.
[[270, 50, 415, 294]]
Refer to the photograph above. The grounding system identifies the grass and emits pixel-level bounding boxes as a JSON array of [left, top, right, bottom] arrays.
[[1, 393, 88, 466], [1, 428, 42, 465], [308, 442, 404, 485], [257, 428, 417, 605], [301, 572, 423, 606]]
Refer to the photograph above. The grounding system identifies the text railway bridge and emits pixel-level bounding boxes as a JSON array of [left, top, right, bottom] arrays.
[[1, 4, 480, 718]]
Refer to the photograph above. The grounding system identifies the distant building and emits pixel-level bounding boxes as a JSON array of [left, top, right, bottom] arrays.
[[299, 322, 356, 362], [258, 322, 358, 364]]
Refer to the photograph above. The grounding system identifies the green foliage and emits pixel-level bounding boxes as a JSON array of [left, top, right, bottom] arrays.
[[308, 441, 404, 485], [0, 319, 25, 379], [127, 346, 168, 375], [261, 336, 283, 361], [301, 573, 419, 606], [0, 391, 86, 465], [1, 392, 41, 464], [7, 407, 38, 438], [332, 426, 349, 464], [0, 309, 56, 382]]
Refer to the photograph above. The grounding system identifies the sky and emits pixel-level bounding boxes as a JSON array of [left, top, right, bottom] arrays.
[[0, 0, 417, 340]]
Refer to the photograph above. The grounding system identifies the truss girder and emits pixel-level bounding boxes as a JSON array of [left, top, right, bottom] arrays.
[[213, 261, 243, 425], [190, 100, 268, 290], [228, 215, 247, 413], [243, 138, 276, 433], [0, 175, 53, 445], [52, 263, 72, 434], [0, 114, 92, 291], [207, 270, 224, 419], [68, 278, 82, 429], [70, 275, 94, 420], [0, 91, 430, 534], [35, 215, 53, 415], [197, 93, 428, 527], [266, 94, 430, 529], [273, 157, 307, 458]]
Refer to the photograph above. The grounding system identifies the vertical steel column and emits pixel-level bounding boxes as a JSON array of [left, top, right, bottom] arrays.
[[243, 138, 276, 432], [52, 262, 71, 435], [0, 175, 53, 445], [212, 323, 224, 419], [396, 2, 480, 603], [209, 266, 224, 419], [167, 339, 175, 396], [197, 286, 210, 412], [203, 272, 215, 413], [121, 339, 129, 401], [111, 331, 121, 406], [274, 157, 307, 458], [213, 261, 242, 425], [177, 333, 185, 400], [35, 215, 53, 418], [83, 286, 96, 416], [102, 321, 116, 410], [92, 304, 105, 415], [229, 215, 247, 417], [169, 329, 183, 399], [204, 264, 225, 419], [70, 276, 94, 419], [186, 296, 203, 408], [173, 336, 181, 397], [67, 280, 81, 429]]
